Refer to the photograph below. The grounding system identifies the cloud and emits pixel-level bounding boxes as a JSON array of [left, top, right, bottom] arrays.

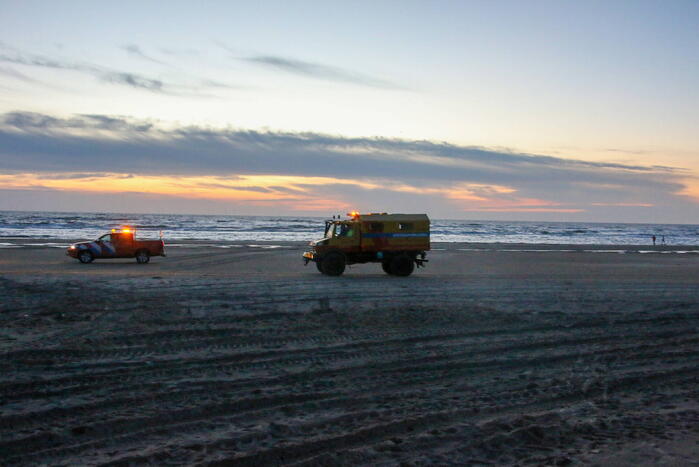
[[0, 65, 35, 82], [0, 50, 93, 73], [121, 44, 166, 65], [100, 72, 164, 92], [0, 45, 172, 94], [0, 111, 693, 218], [2, 112, 153, 132], [200, 79, 246, 90], [159, 47, 200, 57], [243, 55, 401, 89], [0, 43, 243, 96], [37, 172, 135, 180]]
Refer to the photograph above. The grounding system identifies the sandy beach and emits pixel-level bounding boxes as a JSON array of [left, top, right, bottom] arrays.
[[1, 241, 699, 465]]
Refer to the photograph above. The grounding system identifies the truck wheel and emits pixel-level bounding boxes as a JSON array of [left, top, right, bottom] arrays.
[[316, 261, 323, 273], [381, 261, 393, 275], [321, 252, 345, 276], [390, 254, 414, 277], [78, 250, 94, 264], [136, 250, 150, 264]]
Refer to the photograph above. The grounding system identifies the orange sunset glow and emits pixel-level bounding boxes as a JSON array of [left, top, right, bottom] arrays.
[[0, 172, 590, 214]]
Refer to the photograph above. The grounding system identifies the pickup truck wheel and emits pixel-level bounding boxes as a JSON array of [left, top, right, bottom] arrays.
[[135, 250, 150, 264], [321, 252, 345, 276], [390, 254, 414, 277], [381, 261, 393, 275], [78, 250, 94, 264], [316, 261, 323, 273]]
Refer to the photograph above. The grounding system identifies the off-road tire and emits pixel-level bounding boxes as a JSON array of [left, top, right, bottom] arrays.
[[381, 261, 393, 275], [135, 250, 150, 264], [78, 250, 94, 264], [321, 252, 346, 276], [390, 254, 414, 277], [316, 261, 323, 273]]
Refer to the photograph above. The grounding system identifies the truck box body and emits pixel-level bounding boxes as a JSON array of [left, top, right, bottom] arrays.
[[357, 213, 430, 252]]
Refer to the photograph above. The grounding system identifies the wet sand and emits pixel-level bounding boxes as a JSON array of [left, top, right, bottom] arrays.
[[1, 241, 699, 465]]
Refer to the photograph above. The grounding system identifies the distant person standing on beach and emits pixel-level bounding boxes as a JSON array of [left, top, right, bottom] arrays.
[[661, 235, 666, 245], [652, 235, 656, 245]]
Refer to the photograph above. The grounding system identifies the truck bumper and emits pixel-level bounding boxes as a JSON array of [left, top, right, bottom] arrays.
[[302, 251, 316, 265]]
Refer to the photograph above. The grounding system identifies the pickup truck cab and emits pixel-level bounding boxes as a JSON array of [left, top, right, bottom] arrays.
[[66, 228, 165, 264]]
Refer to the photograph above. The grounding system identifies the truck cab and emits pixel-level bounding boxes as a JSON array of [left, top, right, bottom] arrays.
[[319, 219, 361, 252], [304, 212, 430, 276]]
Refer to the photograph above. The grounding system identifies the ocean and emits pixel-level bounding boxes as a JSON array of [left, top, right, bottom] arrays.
[[1, 211, 698, 246]]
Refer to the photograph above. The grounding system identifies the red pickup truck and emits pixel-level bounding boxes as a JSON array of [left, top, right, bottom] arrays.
[[66, 228, 165, 264]]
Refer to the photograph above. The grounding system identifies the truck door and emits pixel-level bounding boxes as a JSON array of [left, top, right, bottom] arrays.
[[115, 233, 136, 257], [331, 222, 361, 252], [97, 234, 117, 257]]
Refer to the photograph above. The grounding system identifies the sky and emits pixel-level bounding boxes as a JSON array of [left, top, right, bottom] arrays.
[[0, 0, 698, 222]]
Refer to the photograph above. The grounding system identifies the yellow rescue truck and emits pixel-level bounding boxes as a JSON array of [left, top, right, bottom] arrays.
[[303, 212, 430, 276]]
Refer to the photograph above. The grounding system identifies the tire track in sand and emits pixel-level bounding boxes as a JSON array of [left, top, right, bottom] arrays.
[[2, 277, 698, 466]]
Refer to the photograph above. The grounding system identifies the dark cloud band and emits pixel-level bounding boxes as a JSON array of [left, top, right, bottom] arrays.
[[0, 111, 687, 208]]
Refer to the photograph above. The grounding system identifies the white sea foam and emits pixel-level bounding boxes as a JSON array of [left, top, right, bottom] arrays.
[[584, 250, 627, 254]]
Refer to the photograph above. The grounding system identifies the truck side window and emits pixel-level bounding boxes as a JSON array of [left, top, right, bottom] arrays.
[[335, 224, 356, 237], [398, 223, 414, 231], [100, 234, 112, 242], [368, 222, 383, 232]]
